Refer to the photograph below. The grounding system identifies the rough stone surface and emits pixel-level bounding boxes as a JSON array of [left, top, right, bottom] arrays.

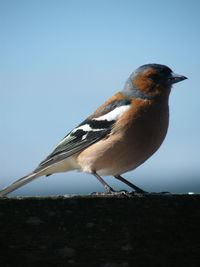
[[0, 194, 200, 267]]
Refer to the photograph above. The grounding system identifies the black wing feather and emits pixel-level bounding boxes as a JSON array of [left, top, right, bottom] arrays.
[[34, 99, 130, 172]]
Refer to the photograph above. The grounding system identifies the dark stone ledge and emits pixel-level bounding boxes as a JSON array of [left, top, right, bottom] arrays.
[[0, 194, 200, 267]]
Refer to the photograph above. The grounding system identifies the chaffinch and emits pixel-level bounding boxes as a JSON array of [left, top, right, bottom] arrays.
[[0, 64, 187, 196]]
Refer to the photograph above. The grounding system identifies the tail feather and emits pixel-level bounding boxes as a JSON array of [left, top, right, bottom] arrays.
[[0, 157, 76, 196], [0, 172, 41, 196]]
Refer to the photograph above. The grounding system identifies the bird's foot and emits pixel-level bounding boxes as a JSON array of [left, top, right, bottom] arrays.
[[150, 191, 171, 195], [91, 189, 129, 196], [130, 191, 171, 197]]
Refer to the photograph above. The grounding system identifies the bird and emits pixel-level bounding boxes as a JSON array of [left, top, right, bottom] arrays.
[[0, 63, 187, 196]]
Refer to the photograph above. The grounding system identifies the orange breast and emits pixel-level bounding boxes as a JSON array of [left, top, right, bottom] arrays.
[[76, 97, 169, 176]]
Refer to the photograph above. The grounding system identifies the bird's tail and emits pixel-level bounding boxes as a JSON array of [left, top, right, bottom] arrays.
[[0, 172, 41, 196]]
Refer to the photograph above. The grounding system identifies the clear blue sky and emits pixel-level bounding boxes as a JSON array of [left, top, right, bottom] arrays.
[[0, 0, 200, 196]]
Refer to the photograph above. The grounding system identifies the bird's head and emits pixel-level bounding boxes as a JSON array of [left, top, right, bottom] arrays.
[[122, 64, 187, 99]]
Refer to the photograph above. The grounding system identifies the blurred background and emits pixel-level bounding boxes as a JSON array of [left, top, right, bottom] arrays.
[[0, 0, 199, 196]]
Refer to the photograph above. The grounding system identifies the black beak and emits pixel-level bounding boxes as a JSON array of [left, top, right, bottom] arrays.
[[168, 72, 188, 84]]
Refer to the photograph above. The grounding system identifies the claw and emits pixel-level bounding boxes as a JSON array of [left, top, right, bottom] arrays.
[[130, 191, 171, 197], [91, 189, 129, 196]]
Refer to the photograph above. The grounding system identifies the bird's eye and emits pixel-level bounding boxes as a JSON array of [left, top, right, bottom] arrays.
[[148, 73, 159, 80]]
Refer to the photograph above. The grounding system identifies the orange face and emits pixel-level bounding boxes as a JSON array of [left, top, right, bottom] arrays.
[[133, 69, 171, 97]]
